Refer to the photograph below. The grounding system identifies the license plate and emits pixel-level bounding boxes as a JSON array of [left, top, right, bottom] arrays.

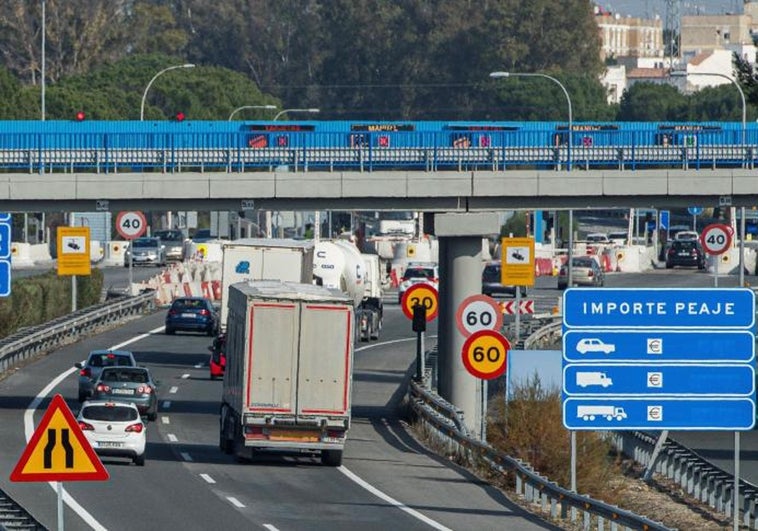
[[96, 441, 123, 448], [266, 429, 319, 442], [112, 388, 134, 395], [181, 313, 196, 318]]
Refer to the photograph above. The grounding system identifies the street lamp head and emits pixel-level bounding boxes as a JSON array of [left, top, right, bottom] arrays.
[[183, 64, 196, 69], [489, 72, 510, 79]]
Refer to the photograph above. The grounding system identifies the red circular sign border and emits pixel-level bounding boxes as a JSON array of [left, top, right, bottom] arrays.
[[700, 223, 732, 256], [461, 329, 510, 380], [401, 283, 439, 321], [115, 211, 147, 240], [455, 294, 504, 337]]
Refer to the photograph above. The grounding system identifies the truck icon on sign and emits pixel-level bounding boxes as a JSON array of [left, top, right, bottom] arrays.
[[576, 338, 615, 354], [577, 405, 627, 421], [576, 372, 613, 388]]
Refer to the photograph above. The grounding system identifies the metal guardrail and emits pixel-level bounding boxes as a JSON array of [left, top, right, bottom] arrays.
[[408, 380, 672, 530], [0, 290, 156, 531]]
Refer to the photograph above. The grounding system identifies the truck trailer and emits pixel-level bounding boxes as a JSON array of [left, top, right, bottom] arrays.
[[219, 280, 354, 466], [219, 238, 314, 329]]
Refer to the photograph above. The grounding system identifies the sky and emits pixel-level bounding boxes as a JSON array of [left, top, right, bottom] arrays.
[[598, 0, 747, 19]]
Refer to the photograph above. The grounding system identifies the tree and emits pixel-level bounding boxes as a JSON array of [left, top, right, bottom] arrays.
[[617, 83, 687, 121]]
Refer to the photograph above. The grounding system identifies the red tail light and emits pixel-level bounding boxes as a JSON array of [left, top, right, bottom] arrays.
[[79, 368, 91, 377], [125, 423, 144, 433], [667, 248, 675, 255], [199, 309, 210, 316], [96, 384, 110, 392], [588, 270, 594, 277], [78, 421, 94, 431], [137, 386, 152, 394]]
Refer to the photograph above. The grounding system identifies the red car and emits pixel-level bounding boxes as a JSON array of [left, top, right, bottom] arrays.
[[208, 334, 226, 380]]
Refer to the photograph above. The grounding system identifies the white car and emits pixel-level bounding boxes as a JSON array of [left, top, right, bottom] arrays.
[[77, 401, 146, 466], [585, 233, 610, 244], [398, 262, 439, 303], [576, 338, 615, 354]]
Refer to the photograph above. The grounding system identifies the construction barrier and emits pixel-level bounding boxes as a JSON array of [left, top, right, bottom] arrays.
[[10, 242, 33, 268], [104, 241, 128, 266], [535, 258, 553, 277]]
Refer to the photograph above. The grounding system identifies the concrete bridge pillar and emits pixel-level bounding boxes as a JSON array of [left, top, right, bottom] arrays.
[[435, 212, 500, 436]]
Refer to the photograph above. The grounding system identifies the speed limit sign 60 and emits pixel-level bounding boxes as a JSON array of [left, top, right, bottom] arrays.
[[700, 223, 732, 255], [455, 294, 503, 337], [116, 211, 147, 240], [461, 329, 510, 380]]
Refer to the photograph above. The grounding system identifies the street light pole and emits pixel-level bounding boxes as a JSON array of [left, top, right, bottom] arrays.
[[489, 71, 574, 284], [41, 0, 45, 121], [272, 108, 320, 121], [228, 104, 277, 121], [140, 63, 195, 121]]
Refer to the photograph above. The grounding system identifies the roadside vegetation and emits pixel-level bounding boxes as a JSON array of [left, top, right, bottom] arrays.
[[0, 269, 103, 338]]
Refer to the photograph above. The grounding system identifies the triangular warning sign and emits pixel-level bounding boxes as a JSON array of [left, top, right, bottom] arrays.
[[10, 394, 109, 482]]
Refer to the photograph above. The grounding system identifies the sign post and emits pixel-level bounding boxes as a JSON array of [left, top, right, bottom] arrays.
[[700, 223, 733, 288], [402, 284, 439, 386], [116, 211, 148, 294], [57, 226, 91, 312], [688, 206, 704, 231]]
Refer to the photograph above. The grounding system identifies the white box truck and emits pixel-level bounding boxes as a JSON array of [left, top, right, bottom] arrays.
[[219, 238, 314, 329], [219, 280, 354, 466], [359, 253, 384, 341]]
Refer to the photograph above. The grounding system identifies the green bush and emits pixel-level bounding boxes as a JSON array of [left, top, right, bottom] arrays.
[[0, 268, 104, 339]]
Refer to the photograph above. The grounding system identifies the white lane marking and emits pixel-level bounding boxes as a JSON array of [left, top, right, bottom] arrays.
[[181, 373, 190, 379], [169, 386, 179, 394], [180, 452, 193, 462], [263, 525, 280, 531], [23, 325, 165, 531], [167, 433, 178, 442], [338, 466, 452, 531], [161, 416, 170, 424], [194, 363, 204, 368], [200, 473, 216, 484], [163, 400, 172, 408], [227, 497, 245, 508]]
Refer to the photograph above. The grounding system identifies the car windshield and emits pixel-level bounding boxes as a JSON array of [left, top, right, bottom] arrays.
[[82, 405, 139, 422], [571, 258, 596, 267], [132, 238, 159, 248], [154, 230, 183, 241], [404, 268, 434, 280], [482, 265, 500, 282], [88, 353, 133, 368], [673, 241, 698, 250], [172, 298, 208, 310]]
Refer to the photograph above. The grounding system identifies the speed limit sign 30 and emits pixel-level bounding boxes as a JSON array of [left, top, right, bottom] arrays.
[[116, 211, 147, 240], [700, 223, 732, 255]]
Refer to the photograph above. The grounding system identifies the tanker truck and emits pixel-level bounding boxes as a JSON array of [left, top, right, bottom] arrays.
[[313, 240, 383, 341]]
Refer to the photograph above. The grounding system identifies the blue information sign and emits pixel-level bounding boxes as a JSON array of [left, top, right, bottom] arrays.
[[0, 261, 9, 297], [0, 212, 9, 222], [563, 288, 755, 329], [563, 330, 755, 363], [659, 210, 670, 231], [563, 364, 754, 396], [562, 287, 756, 431], [688, 207, 704, 216], [564, 398, 755, 431], [0, 222, 10, 259]]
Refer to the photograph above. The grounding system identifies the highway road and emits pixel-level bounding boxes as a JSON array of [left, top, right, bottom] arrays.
[[1, 264, 756, 530], [0, 271, 560, 531]]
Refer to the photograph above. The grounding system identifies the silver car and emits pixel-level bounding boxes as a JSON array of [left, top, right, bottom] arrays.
[[124, 236, 166, 267], [75, 349, 137, 402], [152, 230, 186, 261]]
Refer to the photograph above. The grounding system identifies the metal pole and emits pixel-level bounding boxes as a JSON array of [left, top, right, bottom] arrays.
[[740, 207, 745, 287], [514, 285, 521, 344], [567, 210, 574, 287], [715, 251, 719, 288], [570, 430, 577, 521], [420, 330, 426, 388], [734, 432, 740, 531], [128, 240, 134, 295], [140, 64, 195, 121], [56, 481, 63, 531], [481, 379, 488, 442], [415, 330, 423, 382], [69, 213, 76, 313], [41, 0, 46, 121]]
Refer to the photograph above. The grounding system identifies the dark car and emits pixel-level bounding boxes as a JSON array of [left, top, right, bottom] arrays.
[[75, 349, 137, 402], [665, 240, 705, 269], [208, 333, 226, 380], [481, 261, 526, 297], [165, 296, 219, 336], [91, 367, 158, 421]]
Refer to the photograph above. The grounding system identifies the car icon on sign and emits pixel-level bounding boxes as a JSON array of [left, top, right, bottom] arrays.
[[576, 338, 615, 354]]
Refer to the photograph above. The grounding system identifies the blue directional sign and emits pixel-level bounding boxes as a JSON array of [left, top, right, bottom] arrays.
[[0, 261, 9, 297], [0, 222, 10, 259], [562, 287, 756, 431], [563, 330, 755, 363], [659, 210, 670, 231], [564, 398, 755, 431], [563, 288, 755, 329], [0, 212, 9, 222], [688, 206, 704, 216], [564, 364, 754, 397]]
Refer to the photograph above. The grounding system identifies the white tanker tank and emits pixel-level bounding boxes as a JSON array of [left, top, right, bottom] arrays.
[[313, 240, 365, 308]]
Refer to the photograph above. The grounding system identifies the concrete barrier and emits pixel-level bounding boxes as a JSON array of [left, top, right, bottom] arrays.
[[104, 241, 128, 266], [10, 242, 34, 268]]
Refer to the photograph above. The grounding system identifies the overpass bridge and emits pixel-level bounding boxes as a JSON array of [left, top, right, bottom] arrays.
[[0, 119, 755, 211]]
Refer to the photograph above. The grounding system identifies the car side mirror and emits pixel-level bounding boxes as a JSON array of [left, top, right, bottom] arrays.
[[74, 362, 83, 369]]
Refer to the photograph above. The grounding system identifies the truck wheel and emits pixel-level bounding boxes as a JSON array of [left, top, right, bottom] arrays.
[[219, 407, 233, 454], [321, 449, 343, 467]]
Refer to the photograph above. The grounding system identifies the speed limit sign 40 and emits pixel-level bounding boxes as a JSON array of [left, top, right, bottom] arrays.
[[461, 329, 510, 380], [700, 223, 732, 255], [455, 294, 503, 337], [116, 211, 147, 240]]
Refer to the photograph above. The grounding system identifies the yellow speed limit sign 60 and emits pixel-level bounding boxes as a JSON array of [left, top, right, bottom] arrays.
[[461, 330, 511, 380], [401, 284, 439, 321]]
